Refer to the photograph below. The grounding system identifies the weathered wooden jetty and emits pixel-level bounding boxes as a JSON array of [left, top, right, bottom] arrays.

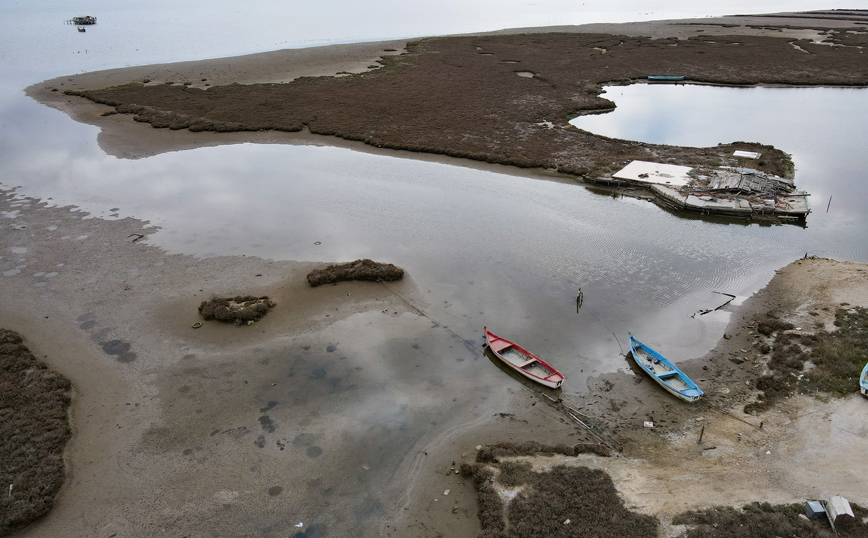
[[67, 16, 97, 25], [595, 160, 811, 223]]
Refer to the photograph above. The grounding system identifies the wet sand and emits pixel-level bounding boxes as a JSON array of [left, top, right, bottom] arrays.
[[10, 11, 868, 537], [5, 189, 868, 537]]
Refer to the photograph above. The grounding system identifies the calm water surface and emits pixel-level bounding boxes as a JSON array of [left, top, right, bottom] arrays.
[[3, 3, 866, 534], [2, 1, 865, 386]]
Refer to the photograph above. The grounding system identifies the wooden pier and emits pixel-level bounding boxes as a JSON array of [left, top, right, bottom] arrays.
[[66, 16, 97, 25], [593, 161, 811, 223]]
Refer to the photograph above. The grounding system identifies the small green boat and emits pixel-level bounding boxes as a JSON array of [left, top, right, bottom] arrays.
[[648, 75, 686, 81]]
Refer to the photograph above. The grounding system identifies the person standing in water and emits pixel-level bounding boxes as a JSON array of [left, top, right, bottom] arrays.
[[576, 288, 584, 312]]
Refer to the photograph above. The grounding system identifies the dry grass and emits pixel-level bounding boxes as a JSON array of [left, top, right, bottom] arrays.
[[745, 306, 868, 413], [306, 259, 404, 287], [476, 441, 612, 463], [198, 295, 276, 325], [674, 501, 868, 537], [467, 442, 649, 537], [467, 458, 656, 538], [0, 329, 71, 535], [507, 466, 657, 538]]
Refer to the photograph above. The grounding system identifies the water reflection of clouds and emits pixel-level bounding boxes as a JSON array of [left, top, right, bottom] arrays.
[[4, 3, 867, 386]]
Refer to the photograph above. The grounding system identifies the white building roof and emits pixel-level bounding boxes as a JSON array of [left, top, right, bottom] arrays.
[[613, 161, 693, 187], [733, 150, 762, 159]]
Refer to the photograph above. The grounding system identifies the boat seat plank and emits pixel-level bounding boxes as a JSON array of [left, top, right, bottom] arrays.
[[657, 371, 679, 380], [519, 359, 538, 368], [489, 339, 512, 353]]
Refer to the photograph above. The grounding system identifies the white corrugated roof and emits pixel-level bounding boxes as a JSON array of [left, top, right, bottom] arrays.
[[733, 150, 761, 159], [613, 161, 693, 187]]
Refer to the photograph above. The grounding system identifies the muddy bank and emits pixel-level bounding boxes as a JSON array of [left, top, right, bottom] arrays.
[[399, 257, 868, 536], [30, 12, 867, 178]]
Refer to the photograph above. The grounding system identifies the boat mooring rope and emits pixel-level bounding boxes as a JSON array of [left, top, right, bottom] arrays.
[[376, 279, 624, 451], [377, 279, 484, 357]]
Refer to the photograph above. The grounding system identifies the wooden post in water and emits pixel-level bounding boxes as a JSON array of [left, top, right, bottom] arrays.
[[826, 195, 832, 213], [697, 425, 705, 444]]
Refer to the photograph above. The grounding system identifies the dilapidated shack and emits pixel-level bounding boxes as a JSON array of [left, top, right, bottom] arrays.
[[609, 160, 810, 222], [826, 495, 855, 529]]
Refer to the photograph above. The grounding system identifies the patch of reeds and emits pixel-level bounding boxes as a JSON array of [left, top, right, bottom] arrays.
[[64, 31, 861, 184], [745, 306, 868, 413], [306, 259, 404, 287], [0, 329, 72, 534], [476, 441, 612, 463], [497, 461, 534, 488], [673, 501, 867, 538], [504, 465, 657, 538], [198, 295, 276, 325], [802, 306, 868, 396], [471, 465, 506, 538]]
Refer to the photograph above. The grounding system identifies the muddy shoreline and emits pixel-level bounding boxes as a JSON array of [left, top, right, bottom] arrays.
[[29, 12, 868, 174], [4, 189, 867, 537], [9, 10, 868, 538]]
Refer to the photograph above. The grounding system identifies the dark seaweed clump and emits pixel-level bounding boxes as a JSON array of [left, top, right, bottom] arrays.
[[0, 329, 72, 535], [306, 259, 404, 287], [673, 501, 867, 537], [198, 295, 276, 325]]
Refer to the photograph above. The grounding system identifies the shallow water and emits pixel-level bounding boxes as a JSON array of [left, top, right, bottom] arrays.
[[4, 3, 868, 535], [571, 84, 868, 262], [2, 1, 866, 390]]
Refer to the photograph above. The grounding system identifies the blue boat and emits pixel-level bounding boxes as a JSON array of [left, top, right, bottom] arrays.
[[628, 332, 703, 402], [647, 75, 686, 81], [860, 362, 868, 397]]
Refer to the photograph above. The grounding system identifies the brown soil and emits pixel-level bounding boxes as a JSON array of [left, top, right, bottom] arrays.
[[0, 330, 71, 536]]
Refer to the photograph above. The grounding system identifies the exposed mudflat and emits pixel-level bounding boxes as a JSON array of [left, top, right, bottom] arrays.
[[30, 12, 868, 177], [11, 10, 868, 538]]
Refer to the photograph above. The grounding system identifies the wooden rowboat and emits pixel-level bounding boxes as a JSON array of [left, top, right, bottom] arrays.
[[484, 326, 564, 389], [628, 332, 703, 402], [860, 362, 868, 397]]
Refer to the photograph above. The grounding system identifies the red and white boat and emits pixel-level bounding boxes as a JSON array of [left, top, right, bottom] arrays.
[[484, 326, 565, 389]]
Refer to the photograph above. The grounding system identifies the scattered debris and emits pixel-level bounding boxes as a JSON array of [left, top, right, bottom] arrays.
[[610, 161, 809, 222], [66, 16, 97, 25], [643, 421, 654, 428]]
